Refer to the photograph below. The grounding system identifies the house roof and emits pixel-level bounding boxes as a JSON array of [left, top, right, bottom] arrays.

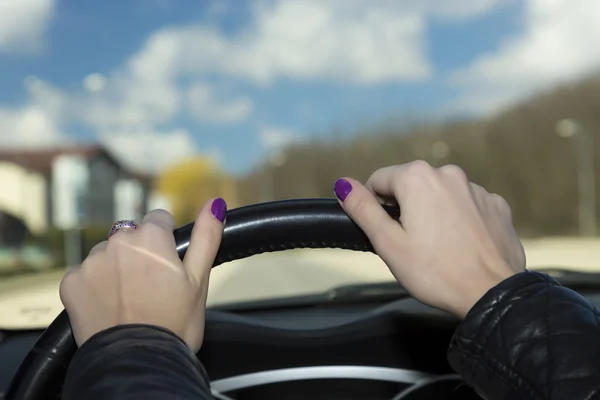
[[0, 145, 153, 181], [0, 145, 101, 174], [131, 171, 154, 182]]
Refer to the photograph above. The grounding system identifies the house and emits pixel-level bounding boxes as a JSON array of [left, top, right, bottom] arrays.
[[0, 145, 152, 235]]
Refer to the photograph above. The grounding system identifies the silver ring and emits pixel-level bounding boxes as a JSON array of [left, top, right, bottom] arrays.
[[109, 220, 139, 238]]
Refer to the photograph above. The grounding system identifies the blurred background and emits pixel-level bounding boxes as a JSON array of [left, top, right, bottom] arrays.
[[2, 0, 600, 328]]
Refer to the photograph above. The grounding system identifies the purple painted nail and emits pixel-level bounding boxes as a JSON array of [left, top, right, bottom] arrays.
[[211, 198, 227, 222], [334, 178, 352, 202]]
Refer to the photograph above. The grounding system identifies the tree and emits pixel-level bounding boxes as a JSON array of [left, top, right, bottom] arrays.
[[155, 157, 237, 225], [237, 72, 600, 237]]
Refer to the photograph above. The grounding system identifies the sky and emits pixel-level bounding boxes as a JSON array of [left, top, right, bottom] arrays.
[[1, 0, 600, 176]]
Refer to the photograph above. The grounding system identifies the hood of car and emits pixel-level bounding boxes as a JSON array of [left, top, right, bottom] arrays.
[[0, 270, 64, 330]]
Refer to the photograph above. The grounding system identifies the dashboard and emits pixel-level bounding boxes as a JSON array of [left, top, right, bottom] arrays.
[[5, 287, 599, 399], [199, 297, 475, 399]]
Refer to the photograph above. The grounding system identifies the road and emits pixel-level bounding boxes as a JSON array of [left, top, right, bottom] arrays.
[[0, 249, 395, 330], [3, 238, 600, 330], [206, 249, 394, 305]]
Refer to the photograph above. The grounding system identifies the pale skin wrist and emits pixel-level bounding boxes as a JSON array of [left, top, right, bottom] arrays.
[[452, 266, 518, 319]]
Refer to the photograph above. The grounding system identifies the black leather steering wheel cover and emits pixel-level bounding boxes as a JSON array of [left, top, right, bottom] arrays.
[[5, 198, 399, 400]]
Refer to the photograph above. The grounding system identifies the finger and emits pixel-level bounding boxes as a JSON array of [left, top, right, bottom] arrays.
[[468, 182, 487, 195], [142, 209, 175, 232], [468, 182, 491, 210], [364, 165, 399, 198], [374, 194, 398, 207], [108, 224, 137, 240], [333, 177, 406, 258], [365, 161, 433, 202], [183, 197, 226, 284], [59, 267, 81, 307], [63, 265, 79, 277], [367, 183, 398, 207], [359, 166, 396, 205], [88, 241, 107, 257]]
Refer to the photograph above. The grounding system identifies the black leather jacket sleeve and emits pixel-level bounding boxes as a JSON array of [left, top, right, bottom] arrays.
[[61, 324, 214, 400], [448, 271, 600, 400]]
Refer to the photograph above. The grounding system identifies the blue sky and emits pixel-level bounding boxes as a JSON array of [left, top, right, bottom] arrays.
[[0, 0, 598, 175]]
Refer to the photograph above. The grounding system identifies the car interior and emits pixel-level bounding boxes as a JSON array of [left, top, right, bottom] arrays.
[[2, 199, 600, 400]]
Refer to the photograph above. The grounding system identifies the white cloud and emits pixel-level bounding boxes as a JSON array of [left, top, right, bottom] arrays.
[[100, 128, 200, 174], [0, 75, 202, 173], [0, 76, 70, 149], [0, 106, 64, 148], [0, 0, 504, 172], [259, 126, 296, 149], [132, 0, 431, 85], [24, 76, 70, 121], [204, 147, 225, 165], [188, 82, 253, 123], [0, 0, 55, 53], [82, 74, 107, 93], [79, 74, 181, 130], [450, 0, 600, 114]]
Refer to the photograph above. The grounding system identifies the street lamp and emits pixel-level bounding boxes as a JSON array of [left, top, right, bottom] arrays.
[[555, 119, 597, 237], [411, 140, 449, 167], [259, 151, 287, 202], [270, 150, 287, 167], [431, 140, 450, 166]]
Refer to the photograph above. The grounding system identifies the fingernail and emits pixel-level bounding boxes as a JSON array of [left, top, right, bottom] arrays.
[[211, 198, 227, 222], [334, 178, 352, 202]]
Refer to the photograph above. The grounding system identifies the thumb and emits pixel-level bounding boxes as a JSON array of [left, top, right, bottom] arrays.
[[334, 177, 405, 257], [183, 197, 226, 285]]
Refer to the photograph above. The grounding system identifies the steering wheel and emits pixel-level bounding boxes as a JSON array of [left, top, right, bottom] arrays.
[[5, 198, 399, 400]]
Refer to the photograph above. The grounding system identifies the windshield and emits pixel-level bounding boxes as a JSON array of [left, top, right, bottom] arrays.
[[1, 0, 600, 329]]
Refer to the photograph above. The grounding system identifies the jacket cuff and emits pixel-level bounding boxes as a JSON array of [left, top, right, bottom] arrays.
[[72, 324, 211, 386], [80, 324, 189, 350], [446, 271, 560, 397], [454, 271, 561, 341]]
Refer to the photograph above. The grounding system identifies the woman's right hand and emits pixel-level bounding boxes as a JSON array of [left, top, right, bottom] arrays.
[[333, 161, 526, 318]]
